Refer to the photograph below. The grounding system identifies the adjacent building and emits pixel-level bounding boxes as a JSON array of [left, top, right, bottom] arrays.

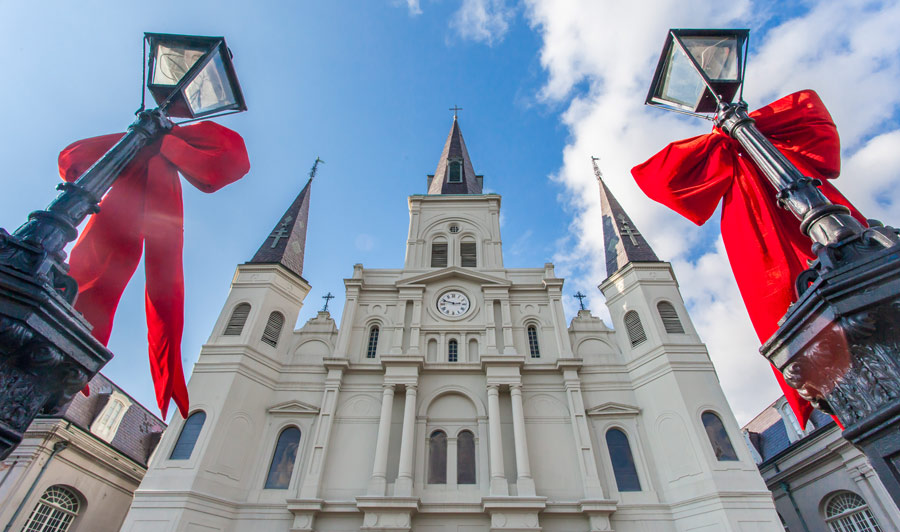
[[0, 373, 165, 532], [743, 397, 900, 531], [119, 118, 780, 531]]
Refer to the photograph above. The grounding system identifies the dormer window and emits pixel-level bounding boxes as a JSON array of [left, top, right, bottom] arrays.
[[90, 390, 133, 443], [448, 160, 463, 183]]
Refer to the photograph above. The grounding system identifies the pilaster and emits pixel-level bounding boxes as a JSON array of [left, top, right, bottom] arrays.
[[557, 359, 606, 499]]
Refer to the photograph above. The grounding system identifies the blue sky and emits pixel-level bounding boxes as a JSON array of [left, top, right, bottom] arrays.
[[2, 1, 899, 424]]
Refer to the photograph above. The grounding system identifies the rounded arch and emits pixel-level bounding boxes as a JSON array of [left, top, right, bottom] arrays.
[[822, 490, 881, 531], [22, 484, 85, 532], [655, 299, 685, 334], [170, 409, 207, 460], [574, 336, 621, 357], [261, 311, 285, 348], [700, 410, 739, 462], [623, 310, 647, 347], [223, 301, 252, 336], [422, 216, 488, 239], [418, 385, 486, 418], [264, 425, 302, 489], [294, 339, 331, 357]]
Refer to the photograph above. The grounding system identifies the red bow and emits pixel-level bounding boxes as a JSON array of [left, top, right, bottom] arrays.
[[58, 121, 250, 418], [631, 90, 866, 427]]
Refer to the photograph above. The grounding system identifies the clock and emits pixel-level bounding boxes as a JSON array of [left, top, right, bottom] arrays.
[[437, 290, 470, 317]]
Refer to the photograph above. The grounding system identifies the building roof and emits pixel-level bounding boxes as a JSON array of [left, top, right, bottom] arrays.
[[427, 117, 483, 195], [742, 398, 834, 463], [593, 157, 660, 278], [47, 373, 166, 467], [248, 175, 313, 278]]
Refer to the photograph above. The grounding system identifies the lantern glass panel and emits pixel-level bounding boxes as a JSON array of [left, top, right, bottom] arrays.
[[681, 36, 740, 81], [657, 44, 706, 111], [152, 43, 208, 86], [184, 49, 237, 115]]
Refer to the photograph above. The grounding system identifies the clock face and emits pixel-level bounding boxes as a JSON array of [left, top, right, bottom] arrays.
[[437, 290, 470, 317]]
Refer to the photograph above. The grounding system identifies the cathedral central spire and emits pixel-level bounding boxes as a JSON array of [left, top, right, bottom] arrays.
[[248, 160, 319, 278], [427, 116, 483, 194], [593, 157, 659, 278]]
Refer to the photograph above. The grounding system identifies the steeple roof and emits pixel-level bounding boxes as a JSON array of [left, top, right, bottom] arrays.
[[248, 171, 314, 278], [593, 157, 659, 278], [427, 117, 483, 194]]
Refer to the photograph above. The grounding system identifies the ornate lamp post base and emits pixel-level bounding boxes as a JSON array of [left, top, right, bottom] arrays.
[[0, 110, 172, 460], [762, 222, 900, 504], [0, 254, 111, 459]]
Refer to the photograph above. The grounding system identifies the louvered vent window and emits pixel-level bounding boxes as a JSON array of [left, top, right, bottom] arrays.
[[261, 311, 285, 347], [624, 311, 647, 347], [431, 242, 448, 267], [460, 242, 477, 267], [657, 301, 685, 334], [448, 161, 463, 183], [527, 326, 540, 358], [448, 339, 458, 362], [224, 303, 251, 335], [366, 326, 379, 358]]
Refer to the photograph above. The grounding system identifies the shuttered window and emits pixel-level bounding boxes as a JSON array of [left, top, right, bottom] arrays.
[[261, 311, 285, 347], [460, 242, 477, 267], [366, 326, 379, 358], [657, 301, 684, 334], [624, 311, 647, 347], [224, 303, 251, 335], [431, 242, 448, 267], [170, 411, 206, 460]]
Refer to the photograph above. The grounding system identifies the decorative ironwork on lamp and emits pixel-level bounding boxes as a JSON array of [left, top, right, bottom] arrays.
[[645, 28, 900, 505]]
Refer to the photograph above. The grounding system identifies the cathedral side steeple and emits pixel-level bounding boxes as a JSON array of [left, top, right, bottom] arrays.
[[249, 158, 322, 278], [427, 116, 483, 195], [593, 157, 659, 278]]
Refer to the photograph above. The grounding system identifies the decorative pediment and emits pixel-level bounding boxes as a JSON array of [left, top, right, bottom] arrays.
[[267, 400, 320, 416], [395, 266, 510, 288], [585, 402, 641, 417]]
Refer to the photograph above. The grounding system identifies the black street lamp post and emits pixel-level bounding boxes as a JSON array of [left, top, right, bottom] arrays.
[[0, 33, 246, 460], [647, 29, 900, 504]]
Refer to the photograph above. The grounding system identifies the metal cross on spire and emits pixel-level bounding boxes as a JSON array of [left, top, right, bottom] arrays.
[[591, 156, 603, 181], [618, 214, 641, 246], [309, 157, 324, 180], [268, 215, 292, 248], [449, 105, 463, 119], [574, 291, 587, 311], [322, 292, 335, 312]]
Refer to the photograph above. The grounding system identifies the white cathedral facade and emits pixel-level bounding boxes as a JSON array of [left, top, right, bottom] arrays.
[[120, 119, 781, 531]]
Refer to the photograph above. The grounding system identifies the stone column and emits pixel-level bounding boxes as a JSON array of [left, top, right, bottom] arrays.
[[367, 383, 395, 495], [487, 384, 508, 495], [510, 384, 535, 495], [395, 384, 418, 496]]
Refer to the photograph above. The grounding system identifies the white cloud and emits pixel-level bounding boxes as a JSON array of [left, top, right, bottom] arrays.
[[451, 0, 514, 46], [401, 0, 423, 16], [526, 0, 900, 424], [356, 233, 376, 252]]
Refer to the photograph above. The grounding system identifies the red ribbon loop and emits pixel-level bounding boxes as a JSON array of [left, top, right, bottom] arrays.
[[58, 121, 250, 418], [632, 90, 865, 427]]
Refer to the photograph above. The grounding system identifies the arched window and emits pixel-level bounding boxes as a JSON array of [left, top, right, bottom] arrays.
[[448, 339, 458, 362], [527, 325, 540, 358], [170, 411, 206, 460], [468, 338, 478, 361], [624, 311, 647, 347], [22, 485, 80, 532], [605, 428, 641, 492], [264, 427, 302, 489], [261, 311, 285, 347], [457, 430, 476, 484], [825, 491, 881, 532], [428, 430, 447, 484], [224, 303, 251, 335], [431, 238, 448, 267], [460, 239, 477, 267], [427, 338, 438, 361], [701, 411, 739, 461], [657, 301, 684, 334], [448, 160, 463, 183], [366, 326, 380, 358]]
